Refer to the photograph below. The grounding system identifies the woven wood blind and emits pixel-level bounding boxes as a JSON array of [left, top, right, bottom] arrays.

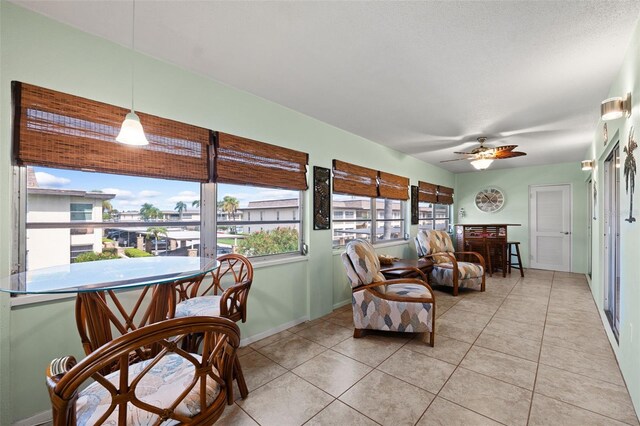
[[437, 185, 454, 204], [378, 171, 409, 200], [12, 82, 210, 182], [418, 181, 438, 203], [332, 160, 378, 197], [214, 132, 308, 190]]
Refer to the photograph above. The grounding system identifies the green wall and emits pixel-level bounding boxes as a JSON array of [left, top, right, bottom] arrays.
[[0, 2, 454, 422], [583, 16, 640, 416], [454, 163, 588, 273]]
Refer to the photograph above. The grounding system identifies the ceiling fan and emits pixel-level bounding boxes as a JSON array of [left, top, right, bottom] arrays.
[[440, 137, 527, 170]]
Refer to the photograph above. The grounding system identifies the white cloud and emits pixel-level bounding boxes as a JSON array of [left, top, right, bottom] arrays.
[[138, 190, 162, 198], [34, 172, 70, 188], [102, 188, 135, 200], [168, 191, 200, 203]]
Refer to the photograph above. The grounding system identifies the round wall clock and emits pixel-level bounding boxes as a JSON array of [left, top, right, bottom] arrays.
[[475, 187, 505, 213]]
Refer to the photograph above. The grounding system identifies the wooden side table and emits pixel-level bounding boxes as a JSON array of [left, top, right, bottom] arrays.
[[381, 258, 433, 280]]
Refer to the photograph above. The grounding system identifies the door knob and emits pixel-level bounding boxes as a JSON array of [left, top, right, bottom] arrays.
[[561, 232, 570, 235]]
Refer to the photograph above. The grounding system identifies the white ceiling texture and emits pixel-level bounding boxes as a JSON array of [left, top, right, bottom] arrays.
[[13, 1, 640, 172]]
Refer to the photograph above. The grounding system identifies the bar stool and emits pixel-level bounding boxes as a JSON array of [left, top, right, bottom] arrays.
[[507, 241, 524, 277], [487, 240, 508, 278], [466, 239, 493, 277]]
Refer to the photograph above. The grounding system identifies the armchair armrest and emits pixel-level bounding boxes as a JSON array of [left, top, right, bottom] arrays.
[[220, 279, 252, 322], [452, 251, 486, 269], [380, 266, 428, 283], [355, 278, 435, 304]]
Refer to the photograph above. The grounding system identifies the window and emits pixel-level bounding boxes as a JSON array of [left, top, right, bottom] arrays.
[[12, 83, 309, 279], [332, 195, 405, 247], [70, 244, 94, 263], [418, 203, 451, 231], [22, 166, 201, 271], [70, 203, 93, 221], [217, 184, 302, 258]]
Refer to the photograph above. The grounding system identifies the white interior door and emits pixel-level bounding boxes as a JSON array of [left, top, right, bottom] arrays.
[[529, 184, 572, 271]]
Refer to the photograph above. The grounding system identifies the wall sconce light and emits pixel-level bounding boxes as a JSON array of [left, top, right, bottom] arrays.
[[581, 160, 594, 171], [459, 207, 466, 218], [601, 93, 632, 121]]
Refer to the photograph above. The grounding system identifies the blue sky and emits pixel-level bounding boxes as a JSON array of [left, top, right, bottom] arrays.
[[32, 167, 297, 212]]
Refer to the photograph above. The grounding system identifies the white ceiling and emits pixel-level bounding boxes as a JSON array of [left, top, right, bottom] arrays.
[[12, 1, 640, 172]]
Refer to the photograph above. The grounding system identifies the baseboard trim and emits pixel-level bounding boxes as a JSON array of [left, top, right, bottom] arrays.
[[14, 410, 51, 426], [333, 299, 350, 310], [239, 316, 309, 347]]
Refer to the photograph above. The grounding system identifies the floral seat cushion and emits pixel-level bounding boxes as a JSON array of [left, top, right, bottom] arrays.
[[431, 261, 484, 290], [174, 295, 221, 318], [76, 353, 220, 426], [385, 283, 432, 299]]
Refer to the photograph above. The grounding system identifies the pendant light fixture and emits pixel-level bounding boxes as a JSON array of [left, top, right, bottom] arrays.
[[116, 0, 149, 146]]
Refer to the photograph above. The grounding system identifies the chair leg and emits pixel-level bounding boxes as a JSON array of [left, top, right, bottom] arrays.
[[354, 328, 367, 338], [234, 355, 249, 399], [481, 273, 486, 292], [515, 243, 524, 277]]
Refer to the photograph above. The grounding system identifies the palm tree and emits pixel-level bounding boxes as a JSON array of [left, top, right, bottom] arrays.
[[174, 201, 187, 220], [140, 203, 163, 221], [624, 126, 637, 223], [146, 226, 168, 254], [102, 200, 114, 221], [222, 196, 240, 221], [192, 199, 200, 208]]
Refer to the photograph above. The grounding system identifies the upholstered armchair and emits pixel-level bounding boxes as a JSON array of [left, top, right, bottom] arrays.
[[341, 239, 436, 346], [46, 317, 240, 426], [415, 230, 485, 296]]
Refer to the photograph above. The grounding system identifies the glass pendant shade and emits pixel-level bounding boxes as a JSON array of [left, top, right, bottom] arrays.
[[116, 111, 149, 146], [470, 158, 493, 170]]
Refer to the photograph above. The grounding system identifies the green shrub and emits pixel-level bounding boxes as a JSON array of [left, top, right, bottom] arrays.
[[124, 248, 152, 258], [74, 251, 119, 263], [103, 247, 118, 256], [102, 237, 115, 243]]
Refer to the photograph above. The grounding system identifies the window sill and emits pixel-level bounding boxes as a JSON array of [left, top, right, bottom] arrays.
[[251, 254, 308, 269]]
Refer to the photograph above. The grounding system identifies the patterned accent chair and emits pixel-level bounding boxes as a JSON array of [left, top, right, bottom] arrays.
[[46, 317, 240, 426], [341, 239, 436, 346], [415, 230, 486, 296]]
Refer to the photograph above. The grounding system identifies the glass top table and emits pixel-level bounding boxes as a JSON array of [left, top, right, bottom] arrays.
[[0, 256, 219, 294], [1, 256, 219, 359]]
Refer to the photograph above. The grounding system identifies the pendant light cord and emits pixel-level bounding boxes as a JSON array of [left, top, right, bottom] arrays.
[[131, 0, 136, 111]]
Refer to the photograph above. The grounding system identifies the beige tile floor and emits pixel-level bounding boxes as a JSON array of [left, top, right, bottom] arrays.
[[219, 270, 639, 426]]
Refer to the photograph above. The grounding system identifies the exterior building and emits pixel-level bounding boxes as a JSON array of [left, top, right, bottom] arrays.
[[242, 198, 299, 233], [26, 170, 115, 270]]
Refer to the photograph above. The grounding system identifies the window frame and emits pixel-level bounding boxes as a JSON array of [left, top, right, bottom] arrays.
[[331, 195, 407, 248], [417, 202, 452, 232]]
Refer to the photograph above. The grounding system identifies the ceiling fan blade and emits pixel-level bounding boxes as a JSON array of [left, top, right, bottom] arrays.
[[440, 157, 474, 163], [494, 151, 527, 159], [453, 151, 474, 155], [492, 145, 518, 153]]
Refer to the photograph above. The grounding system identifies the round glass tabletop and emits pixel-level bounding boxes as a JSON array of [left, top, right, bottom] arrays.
[[0, 256, 219, 295]]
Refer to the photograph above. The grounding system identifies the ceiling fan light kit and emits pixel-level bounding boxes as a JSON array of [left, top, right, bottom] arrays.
[[601, 93, 632, 121], [471, 158, 494, 170]]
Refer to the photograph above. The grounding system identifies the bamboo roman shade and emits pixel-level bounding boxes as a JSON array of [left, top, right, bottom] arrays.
[[12, 82, 211, 182], [437, 185, 454, 204], [332, 160, 378, 197], [214, 132, 308, 190], [378, 171, 409, 200], [418, 181, 438, 203]]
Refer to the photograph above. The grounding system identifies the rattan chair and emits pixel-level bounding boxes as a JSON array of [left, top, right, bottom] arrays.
[[170, 253, 253, 402], [46, 317, 240, 426], [341, 239, 436, 346]]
